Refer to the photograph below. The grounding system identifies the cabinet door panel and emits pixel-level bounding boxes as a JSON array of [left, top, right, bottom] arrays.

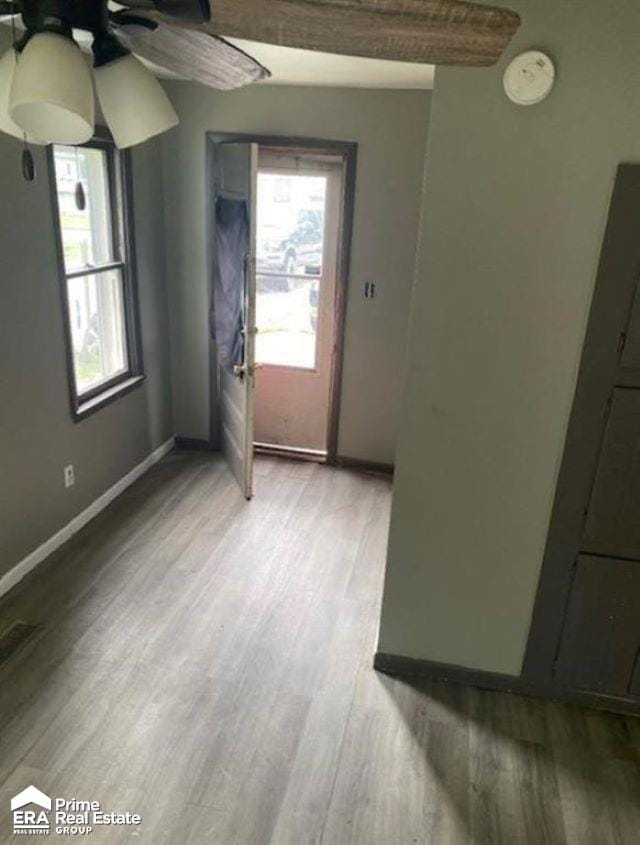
[[620, 277, 640, 369], [555, 554, 640, 695], [582, 388, 640, 559]]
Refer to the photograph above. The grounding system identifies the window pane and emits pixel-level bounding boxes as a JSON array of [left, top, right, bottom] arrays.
[[256, 173, 326, 277], [256, 274, 317, 369], [53, 145, 114, 271], [66, 270, 128, 395]]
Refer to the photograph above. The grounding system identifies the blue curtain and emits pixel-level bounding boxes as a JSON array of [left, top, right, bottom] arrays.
[[211, 196, 248, 373]]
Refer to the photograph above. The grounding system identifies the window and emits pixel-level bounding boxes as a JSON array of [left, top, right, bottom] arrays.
[[50, 131, 143, 419], [255, 172, 327, 369]]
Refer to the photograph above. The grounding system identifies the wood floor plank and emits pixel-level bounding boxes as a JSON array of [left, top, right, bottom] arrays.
[[0, 452, 638, 844]]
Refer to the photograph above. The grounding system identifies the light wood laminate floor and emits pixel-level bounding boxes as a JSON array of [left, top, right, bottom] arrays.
[[0, 451, 639, 843]]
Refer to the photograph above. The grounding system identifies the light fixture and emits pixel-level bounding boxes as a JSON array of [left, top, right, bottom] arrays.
[[0, 46, 44, 145], [93, 34, 178, 150], [10, 31, 94, 145], [0, 48, 40, 182], [0, 48, 27, 140], [0, 0, 184, 172]]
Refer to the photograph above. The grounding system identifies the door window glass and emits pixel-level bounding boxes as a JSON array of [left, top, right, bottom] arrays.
[[256, 173, 327, 369]]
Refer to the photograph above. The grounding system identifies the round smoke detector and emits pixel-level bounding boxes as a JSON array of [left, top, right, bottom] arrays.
[[503, 50, 555, 105]]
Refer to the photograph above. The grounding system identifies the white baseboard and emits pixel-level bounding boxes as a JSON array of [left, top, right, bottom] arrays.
[[0, 436, 175, 601]]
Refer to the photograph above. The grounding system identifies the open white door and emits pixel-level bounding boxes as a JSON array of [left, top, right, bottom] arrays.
[[212, 142, 258, 499]]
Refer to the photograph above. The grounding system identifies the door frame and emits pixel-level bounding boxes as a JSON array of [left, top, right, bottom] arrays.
[[205, 132, 357, 463]]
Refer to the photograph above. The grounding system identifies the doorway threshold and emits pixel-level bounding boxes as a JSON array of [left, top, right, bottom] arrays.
[[254, 442, 327, 463]]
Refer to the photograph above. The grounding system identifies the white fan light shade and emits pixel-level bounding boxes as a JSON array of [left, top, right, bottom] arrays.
[[0, 49, 23, 141], [10, 32, 94, 144], [94, 54, 178, 149], [0, 49, 44, 144]]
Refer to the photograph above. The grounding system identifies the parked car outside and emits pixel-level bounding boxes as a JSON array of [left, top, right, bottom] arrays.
[[258, 210, 323, 291]]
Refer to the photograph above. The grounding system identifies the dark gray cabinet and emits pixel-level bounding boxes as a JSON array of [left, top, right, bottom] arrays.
[[524, 165, 640, 708], [555, 555, 640, 696], [582, 389, 640, 559], [620, 279, 640, 369]]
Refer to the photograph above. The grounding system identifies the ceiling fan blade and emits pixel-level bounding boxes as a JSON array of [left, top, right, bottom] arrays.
[[201, 0, 521, 67], [115, 20, 270, 89]]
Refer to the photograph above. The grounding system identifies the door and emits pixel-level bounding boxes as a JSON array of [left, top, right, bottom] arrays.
[[524, 165, 640, 700], [253, 151, 343, 453], [211, 142, 258, 498]]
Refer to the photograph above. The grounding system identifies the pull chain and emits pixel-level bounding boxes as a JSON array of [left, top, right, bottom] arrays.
[[74, 146, 86, 210], [21, 137, 35, 182]]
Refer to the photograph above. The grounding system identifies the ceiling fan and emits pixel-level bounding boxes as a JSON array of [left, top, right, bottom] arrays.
[[0, 0, 520, 151]]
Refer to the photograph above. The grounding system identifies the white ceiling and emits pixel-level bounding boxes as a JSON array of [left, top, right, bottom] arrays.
[[228, 38, 434, 90]]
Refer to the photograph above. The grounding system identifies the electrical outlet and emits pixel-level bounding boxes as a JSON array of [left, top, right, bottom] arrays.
[[64, 465, 75, 489]]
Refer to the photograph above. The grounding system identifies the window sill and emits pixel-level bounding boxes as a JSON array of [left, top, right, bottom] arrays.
[[74, 375, 146, 421]]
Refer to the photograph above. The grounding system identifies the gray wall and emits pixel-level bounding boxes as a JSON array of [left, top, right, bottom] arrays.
[[0, 123, 173, 578], [160, 82, 430, 464], [378, 0, 640, 675]]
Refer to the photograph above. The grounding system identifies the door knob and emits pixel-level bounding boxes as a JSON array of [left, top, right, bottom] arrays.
[[233, 363, 263, 377]]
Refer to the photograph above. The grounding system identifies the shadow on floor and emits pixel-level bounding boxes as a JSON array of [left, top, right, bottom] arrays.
[[376, 670, 640, 844]]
